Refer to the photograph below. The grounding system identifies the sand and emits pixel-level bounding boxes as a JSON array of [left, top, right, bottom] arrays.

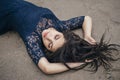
[[0, 0, 120, 80]]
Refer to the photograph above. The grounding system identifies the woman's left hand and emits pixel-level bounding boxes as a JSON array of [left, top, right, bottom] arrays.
[[84, 36, 96, 45]]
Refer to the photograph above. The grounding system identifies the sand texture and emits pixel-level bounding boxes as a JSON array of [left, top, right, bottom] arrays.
[[0, 0, 120, 80]]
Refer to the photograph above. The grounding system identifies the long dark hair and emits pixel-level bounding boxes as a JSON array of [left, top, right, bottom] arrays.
[[45, 30, 120, 72]]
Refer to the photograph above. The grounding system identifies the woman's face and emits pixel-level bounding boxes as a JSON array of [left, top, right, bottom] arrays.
[[42, 28, 65, 52]]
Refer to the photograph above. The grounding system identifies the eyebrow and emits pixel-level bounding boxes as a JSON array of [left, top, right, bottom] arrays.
[[48, 42, 53, 49], [51, 42, 53, 49]]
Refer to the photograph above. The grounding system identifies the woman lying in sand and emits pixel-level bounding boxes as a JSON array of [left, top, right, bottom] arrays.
[[0, 0, 119, 74]]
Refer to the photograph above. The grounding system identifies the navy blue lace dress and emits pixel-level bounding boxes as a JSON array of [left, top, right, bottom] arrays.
[[0, 0, 85, 65]]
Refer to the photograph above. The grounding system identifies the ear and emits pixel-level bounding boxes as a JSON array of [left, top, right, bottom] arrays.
[[85, 59, 93, 62]]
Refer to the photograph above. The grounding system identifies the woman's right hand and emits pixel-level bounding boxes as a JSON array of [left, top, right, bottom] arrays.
[[82, 16, 96, 45], [84, 36, 96, 45]]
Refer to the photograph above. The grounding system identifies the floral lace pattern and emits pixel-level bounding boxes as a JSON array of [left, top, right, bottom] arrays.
[[61, 16, 84, 30], [36, 18, 55, 35], [25, 32, 44, 64]]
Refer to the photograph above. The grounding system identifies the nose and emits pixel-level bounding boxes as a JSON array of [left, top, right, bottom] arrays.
[[46, 32, 55, 42]]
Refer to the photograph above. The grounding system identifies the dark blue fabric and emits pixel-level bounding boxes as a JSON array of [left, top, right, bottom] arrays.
[[0, 0, 85, 65]]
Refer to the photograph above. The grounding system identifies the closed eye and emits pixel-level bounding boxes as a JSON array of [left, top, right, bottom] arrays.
[[55, 35, 60, 40]]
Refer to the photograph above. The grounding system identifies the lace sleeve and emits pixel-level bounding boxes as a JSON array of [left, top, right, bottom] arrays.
[[25, 32, 45, 65], [60, 16, 85, 30]]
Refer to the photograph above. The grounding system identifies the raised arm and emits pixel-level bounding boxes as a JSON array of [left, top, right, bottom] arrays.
[[38, 57, 84, 74], [82, 16, 96, 44], [61, 16, 85, 30], [61, 16, 96, 44]]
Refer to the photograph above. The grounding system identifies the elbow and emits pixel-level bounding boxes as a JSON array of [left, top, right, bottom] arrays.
[[85, 16, 92, 21], [38, 64, 54, 75], [42, 66, 54, 75], [43, 67, 55, 75], [37, 57, 55, 74], [82, 16, 92, 28]]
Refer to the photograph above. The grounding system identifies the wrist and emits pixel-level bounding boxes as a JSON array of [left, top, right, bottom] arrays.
[[84, 34, 91, 39], [83, 35, 96, 45]]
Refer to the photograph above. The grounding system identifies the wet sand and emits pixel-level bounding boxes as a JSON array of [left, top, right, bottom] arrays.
[[0, 0, 120, 80]]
